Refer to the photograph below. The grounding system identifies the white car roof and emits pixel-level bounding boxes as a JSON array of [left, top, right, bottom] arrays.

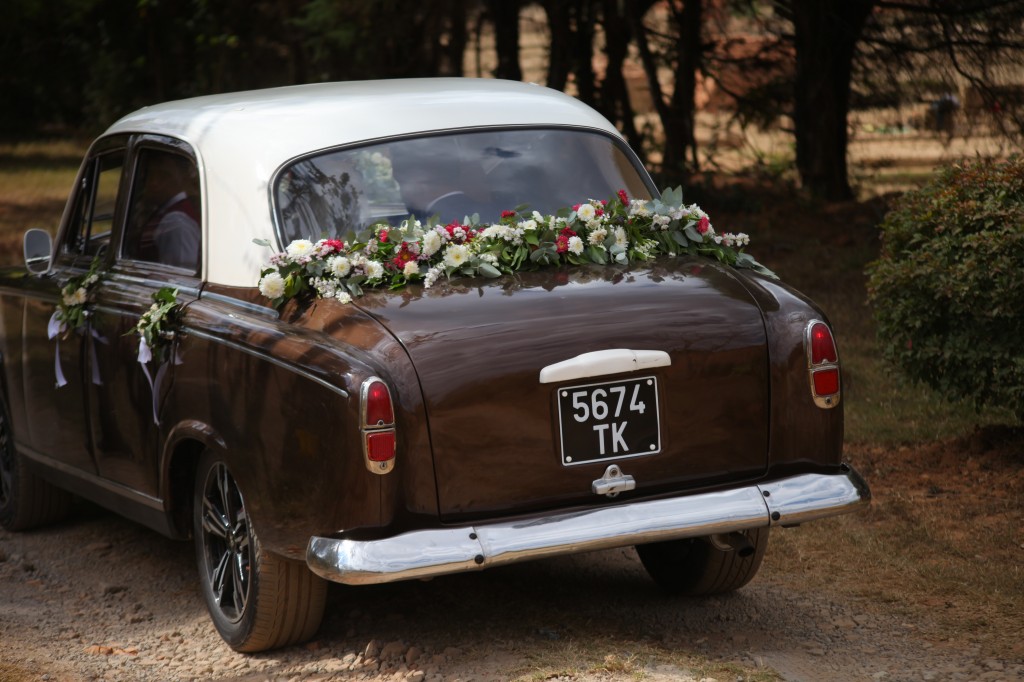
[[105, 79, 624, 287]]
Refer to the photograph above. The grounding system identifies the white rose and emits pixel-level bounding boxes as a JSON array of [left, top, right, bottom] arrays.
[[577, 203, 596, 221], [258, 272, 285, 299], [403, 260, 420, 277], [443, 243, 471, 268], [328, 256, 352, 278], [336, 291, 353, 304], [568, 236, 584, 255], [285, 239, 315, 260]]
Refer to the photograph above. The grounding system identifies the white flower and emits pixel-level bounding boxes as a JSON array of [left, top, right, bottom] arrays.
[[285, 239, 315, 260], [628, 199, 651, 217], [577, 203, 596, 221], [613, 227, 628, 248], [568, 236, 584, 255], [518, 219, 538, 231], [364, 260, 384, 280], [62, 287, 88, 307], [424, 266, 442, 288], [653, 214, 671, 229], [403, 260, 420, 277], [532, 211, 545, 223], [421, 230, 442, 258], [328, 256, 352, 278], [588, 227, 608, 245], [443, 243, 471, 268], [258, 272, 285, 299], [336, 291, 353, 304]]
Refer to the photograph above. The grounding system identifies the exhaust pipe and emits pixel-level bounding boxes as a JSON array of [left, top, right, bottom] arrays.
[[708, 531, 755, 557]]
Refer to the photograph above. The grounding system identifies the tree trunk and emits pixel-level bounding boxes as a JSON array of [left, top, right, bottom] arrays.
[[542, 0, 572, 91], [600, 0, 644, 156], [487, 0, 523, 81], [790, 0, 874, 201]]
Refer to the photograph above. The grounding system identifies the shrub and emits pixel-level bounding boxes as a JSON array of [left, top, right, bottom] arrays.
[[866, 156, 1024, 421]]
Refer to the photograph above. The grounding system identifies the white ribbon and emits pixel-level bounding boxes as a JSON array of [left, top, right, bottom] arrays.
[[47, 312, 68, 388], [137, 337, 181, 425]]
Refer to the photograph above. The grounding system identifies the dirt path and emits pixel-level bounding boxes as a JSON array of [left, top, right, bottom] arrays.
[[1, 485, 1018, 682]]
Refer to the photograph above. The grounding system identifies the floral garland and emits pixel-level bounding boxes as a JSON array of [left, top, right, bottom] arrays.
[[52, 257, 105, 337], [132, 287, 183, 364], [256, 187, 774, 308]]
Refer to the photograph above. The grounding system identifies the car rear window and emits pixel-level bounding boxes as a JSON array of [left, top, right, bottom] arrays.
[[274, 128, 653, 243]]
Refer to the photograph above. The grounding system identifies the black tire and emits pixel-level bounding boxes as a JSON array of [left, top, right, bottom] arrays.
[[636, 527, 769, 596], [0, 397, 72, 531], [193, 451, 327, 652]]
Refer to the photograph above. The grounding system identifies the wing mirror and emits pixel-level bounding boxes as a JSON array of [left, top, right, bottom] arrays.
[[23, 228, 53, 276]]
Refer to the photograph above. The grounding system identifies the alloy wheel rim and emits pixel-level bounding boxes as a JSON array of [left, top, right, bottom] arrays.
[[200, 462, 252, 623]]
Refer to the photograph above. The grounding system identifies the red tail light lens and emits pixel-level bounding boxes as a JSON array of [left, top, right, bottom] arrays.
[[812, 368, 840, 396], [809, 322, 838, 364], [365, 431, 396, 462], [360, 377, 396, 474], [364, 380, 394, 426], [805, 321, 841, 409]]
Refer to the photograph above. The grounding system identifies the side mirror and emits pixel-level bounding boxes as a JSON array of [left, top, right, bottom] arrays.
[[23, 228, 53, 276]]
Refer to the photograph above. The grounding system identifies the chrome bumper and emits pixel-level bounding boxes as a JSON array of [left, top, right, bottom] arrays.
[[306, 467, 870, 586]]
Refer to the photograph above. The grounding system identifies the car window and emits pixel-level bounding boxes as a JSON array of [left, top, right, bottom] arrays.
[[62, 150, 125, 259], [122, 148, 202, 273], [275, 128, 653, 243]]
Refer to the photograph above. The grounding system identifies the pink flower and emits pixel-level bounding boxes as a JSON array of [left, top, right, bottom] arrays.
[[617, 189, 629, 205], [378, 229, 389, 243]]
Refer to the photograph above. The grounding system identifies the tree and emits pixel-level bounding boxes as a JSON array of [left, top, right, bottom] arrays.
[[782, 1, 874, 201]]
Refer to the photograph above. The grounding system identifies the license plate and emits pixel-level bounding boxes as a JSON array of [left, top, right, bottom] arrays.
[[556, 376, 661, 466]]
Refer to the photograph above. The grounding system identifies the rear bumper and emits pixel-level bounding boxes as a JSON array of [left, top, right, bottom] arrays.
[[306, 466, 870, 585]]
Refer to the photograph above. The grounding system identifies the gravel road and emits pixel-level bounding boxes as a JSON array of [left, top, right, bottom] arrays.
[[0, 501, 1018, 682]]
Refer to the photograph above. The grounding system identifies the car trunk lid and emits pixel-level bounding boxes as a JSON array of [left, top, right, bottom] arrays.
[[356, 258, 769, 520]]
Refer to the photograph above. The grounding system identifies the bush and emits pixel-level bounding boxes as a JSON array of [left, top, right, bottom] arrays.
[[866, 156, 1024, 420]]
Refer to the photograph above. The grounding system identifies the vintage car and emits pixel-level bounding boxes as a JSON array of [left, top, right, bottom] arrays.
[[0, 79, 869, 652]]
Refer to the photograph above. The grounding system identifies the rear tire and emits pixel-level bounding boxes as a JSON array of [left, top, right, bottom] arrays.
[[193, 451, 326, 652], [0, 396, 72, 531], [636, 527, 769, 596]]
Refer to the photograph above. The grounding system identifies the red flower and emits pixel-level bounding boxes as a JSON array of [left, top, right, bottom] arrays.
[[378, 229, 389, 243], [572, 203, 581, 212], [556, 235, 570, 253], [322, 239, 345, 254], [697, 216, 711, 235], [617, 189, 629, 205], [501, 210, 516, 219], [559, 226, 577, 238], [595, 208, 604, 217]]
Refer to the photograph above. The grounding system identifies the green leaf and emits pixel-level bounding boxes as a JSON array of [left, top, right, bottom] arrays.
[[478, 263, 502, 278], [684, 225, 703, 243], [252, 238, 272, 247]]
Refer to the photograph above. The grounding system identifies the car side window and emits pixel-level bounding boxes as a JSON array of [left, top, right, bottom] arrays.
[[63, 150, 125, 258], [122, 148, 201, 273]]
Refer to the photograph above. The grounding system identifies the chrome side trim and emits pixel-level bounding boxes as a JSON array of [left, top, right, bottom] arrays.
[[185, 328, 349, 399], [198, 291, 279, 319], [307, 467, 870, 586], [538, 349, 671, 384]]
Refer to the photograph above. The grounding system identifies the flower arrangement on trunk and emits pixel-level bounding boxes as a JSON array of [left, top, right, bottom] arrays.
[[256, 187, 773, 308]]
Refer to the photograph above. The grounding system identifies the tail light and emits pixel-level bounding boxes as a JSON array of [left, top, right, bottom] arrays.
[[806, 321, 841, 409], [361, 377, 396, 474]]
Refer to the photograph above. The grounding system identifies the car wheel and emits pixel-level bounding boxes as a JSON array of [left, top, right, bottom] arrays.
[[193, 451, 327, 652], [635, 527, 769, 596], [0, 396, 72, 532]]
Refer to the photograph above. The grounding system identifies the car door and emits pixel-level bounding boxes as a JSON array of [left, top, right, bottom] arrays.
[[17, 138, 126, 474], [85, 138, 203, 497]]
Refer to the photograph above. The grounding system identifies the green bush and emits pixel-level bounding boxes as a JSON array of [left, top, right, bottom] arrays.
[[866, 156, 1024, 420]]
